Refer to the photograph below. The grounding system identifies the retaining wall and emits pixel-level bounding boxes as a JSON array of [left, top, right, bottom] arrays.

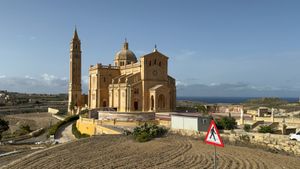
[[171, 129, 300, 156]]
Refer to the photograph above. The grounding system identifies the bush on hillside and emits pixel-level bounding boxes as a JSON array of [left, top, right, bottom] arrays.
[[12, 124, 33, 137], [132, 123, 167, 142], [0, 118, 9, 140], [258, 126, 274, 133], [243, 124, 251, 132], [20, 124, 32, 132]]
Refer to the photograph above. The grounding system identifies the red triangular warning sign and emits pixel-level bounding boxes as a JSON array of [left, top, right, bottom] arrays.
[[204, 120, 224, 147]]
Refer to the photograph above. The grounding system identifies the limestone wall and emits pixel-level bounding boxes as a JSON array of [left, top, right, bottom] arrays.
[[254, 117, 300, 128], [76, 117, 97, 135], [171, 129, 300, 156], [48, 107, 59, 114]]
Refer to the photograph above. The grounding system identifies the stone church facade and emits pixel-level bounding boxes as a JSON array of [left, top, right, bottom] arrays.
[[69, 29, 176, 113]]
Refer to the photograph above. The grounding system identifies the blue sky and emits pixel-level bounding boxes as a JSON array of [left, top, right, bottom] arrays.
[[1, 1, 300, 97]]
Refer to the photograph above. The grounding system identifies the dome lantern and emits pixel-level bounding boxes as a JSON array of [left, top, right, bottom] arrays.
[[114, 39, 137, 66]]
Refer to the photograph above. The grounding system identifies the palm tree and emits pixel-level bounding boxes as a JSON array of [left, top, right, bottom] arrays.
[[195, 104, 208, 114]]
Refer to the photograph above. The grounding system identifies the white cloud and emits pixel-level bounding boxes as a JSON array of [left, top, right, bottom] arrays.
[[0, 74, 88, 94], [176, 80, 187, 86], [41, 73, 56, 81]]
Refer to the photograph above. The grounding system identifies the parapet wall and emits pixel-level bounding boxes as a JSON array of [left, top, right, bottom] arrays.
[[99, 112, 156, 122], [76, 117, 159, 135]]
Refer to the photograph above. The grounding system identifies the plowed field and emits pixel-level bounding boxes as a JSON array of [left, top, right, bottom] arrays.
[[2, 135, 299, 169]]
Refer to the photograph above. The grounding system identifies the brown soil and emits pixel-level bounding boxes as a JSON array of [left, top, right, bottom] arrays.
[[1, 112, 59, 133], [2, 134, 300, 169]]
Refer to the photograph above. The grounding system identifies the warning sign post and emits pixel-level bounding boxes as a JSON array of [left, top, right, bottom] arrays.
[[204, 120, 224, 169]]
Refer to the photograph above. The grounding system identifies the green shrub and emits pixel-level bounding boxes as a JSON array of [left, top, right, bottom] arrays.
[[47, 115, 79, 137], [135, 131, 151, 142], [72, 122, 89, 138], [243, 124, 251, 132], [215, 120, 224, 130], [216, 117, 237, 130], [0, 119, 9, 140], [20, 124, 31, 132], [132, 123, 167, 142], [258, 125, 274, 133], [13, 129, 29, 136]]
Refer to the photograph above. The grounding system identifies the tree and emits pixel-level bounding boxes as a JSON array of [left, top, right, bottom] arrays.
[[0, 118, 9, 140], [195, 104, 208, 114], [216, 116, 237, 130]]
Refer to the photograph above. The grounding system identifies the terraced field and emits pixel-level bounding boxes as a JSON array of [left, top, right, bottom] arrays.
[[2, 134, 300, 169]]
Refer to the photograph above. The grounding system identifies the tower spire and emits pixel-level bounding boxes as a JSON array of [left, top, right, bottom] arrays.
[[73, 26, 79, 40]]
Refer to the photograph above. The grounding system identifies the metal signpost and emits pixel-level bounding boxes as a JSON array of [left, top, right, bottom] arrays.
[[204, 120, 224, 169]]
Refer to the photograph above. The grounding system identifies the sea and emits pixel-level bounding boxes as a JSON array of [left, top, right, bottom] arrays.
[[177, 96, 299, 104]]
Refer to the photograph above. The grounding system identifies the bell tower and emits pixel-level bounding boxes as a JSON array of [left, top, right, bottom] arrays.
[[68, 28, 82, 115]]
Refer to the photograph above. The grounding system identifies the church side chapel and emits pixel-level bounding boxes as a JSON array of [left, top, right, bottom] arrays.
[[68, 29, 176, 114]]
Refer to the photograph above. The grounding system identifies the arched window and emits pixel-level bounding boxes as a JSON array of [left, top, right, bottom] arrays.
[[151, 95, 154, 110], [159, 62, 161, 67], [149, 61, 151, 66], [154, 59, 156, 65]]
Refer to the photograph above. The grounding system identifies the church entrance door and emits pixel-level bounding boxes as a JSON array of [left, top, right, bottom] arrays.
[[158, 94, 165, 111], [134, 101, 138, 110]]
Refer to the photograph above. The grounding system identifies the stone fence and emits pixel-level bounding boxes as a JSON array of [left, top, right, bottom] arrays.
[[48, 107, 59, 114], [171, 129, 300, 156]]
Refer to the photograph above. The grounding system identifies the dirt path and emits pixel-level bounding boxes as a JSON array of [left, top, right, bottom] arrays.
[[55, 122, 76, 143], [3, 134, 300, 169]]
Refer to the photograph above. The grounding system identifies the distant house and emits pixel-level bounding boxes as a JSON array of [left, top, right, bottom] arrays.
[[171, 113, 212, 132], [257, 107, 269, 117]]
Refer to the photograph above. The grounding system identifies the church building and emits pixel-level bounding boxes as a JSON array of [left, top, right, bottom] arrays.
[[68, 29, 176, 113]]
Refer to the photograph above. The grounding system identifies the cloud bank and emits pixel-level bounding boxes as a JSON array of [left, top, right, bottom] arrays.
[[0, 74, 88, 94], [177, 82, 300, 97], [1, 74, 300, 97]]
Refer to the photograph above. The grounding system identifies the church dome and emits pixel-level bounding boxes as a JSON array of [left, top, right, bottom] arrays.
[[114, 40, 137, 66]]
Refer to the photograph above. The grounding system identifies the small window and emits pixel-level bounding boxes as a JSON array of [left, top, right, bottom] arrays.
[[103, 77, 106, 82], [159, 62, 161, 66], [202, 119, 207, 124], [149, 61, 151, 66], [134, 88, 139, 94]]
